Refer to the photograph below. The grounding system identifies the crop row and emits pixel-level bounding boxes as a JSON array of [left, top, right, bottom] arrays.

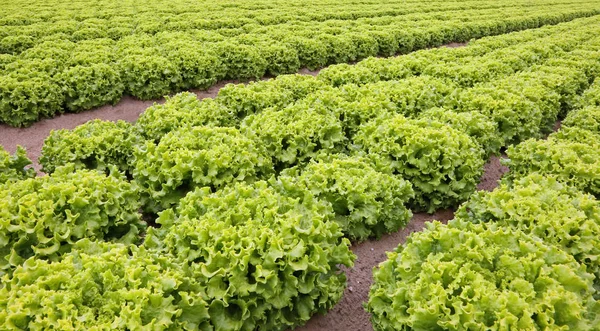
[[2, 16, 600, 330], [0, 0, 593, 41], [1, 3, 600, 126], [367, 82, 600, 330], [37, 15, 600, 216]]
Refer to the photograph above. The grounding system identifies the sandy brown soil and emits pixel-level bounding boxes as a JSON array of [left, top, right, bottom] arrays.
[[0, 96, 154, 173], [443, 42, 469, 48], [477, 155, 509, 192]]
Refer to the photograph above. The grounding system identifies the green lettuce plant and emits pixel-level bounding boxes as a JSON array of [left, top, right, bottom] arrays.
[[135, 93, 237, 142], [0, 240, 209, 330], [241, 102, 346, 169], [454, 85, 544, 145], [274, 155, 414, 242], [562, 106, 600, 133], [456, 173, 600, 284], [215, 74, 327, 118], [354, 115, 485, 212], [0, 72, 64, 127], [0, 145, 35, 184], [144, 181, 355, 330], [503, 135, 600, 197], [134, 126, 272, 212], [419, 108, 502, 157], [40, 119, 141, 175], [578, 80, 600, 107], [0, 165, 144, 275], [58, 63, 124, 112], [367, 221, 600, 330]]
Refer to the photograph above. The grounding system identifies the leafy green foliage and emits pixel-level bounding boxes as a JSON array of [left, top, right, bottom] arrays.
[[40, 119, 141, 175], [215, 74, 327, 118], [119, 54, 181, 100], [0, 165, 144, 275], [486, 71, 562, 134], [167, 46, 224, 91], [455, 85, 544, 145], [296, 85, 394, 139], [523, 64, 590, 116], [0, 145, 35, 184], [578, 79, 600, 107], [144, 181, 355, 330], [367, 220, 600, 330], [0, 240, 209, 330], [457, 173, 600, 284], [317, 34, 358, 65], [134, 126, 272, 212], [215, 42, 268, 80], [0, 72, 64, 127], [260, 42, 301, 76], [368, 77, 460, 118], [354, 115, 485, 212], [504, 134, 600, 197], [418, 108, 502, 157], [241, 103, 346, 169], [551, 126, 600, 145], [286, 36, 328, 70], [135, 93, 237, 142], [2, 3, 600, 126], [58, 63, 124, 112], [274, 155, 414, 242], [562, 106, 600, 133]]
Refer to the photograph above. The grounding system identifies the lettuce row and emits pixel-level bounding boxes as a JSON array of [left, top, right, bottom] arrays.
[[241, 102, 346, 169], [353, 115, 485, 212], [274, 155, 414, 242], [144, 181, 355, 330], [367, 220, 600, 330], [135, 93, 237, 143], [134, 126, 273, 213], [0, 165, 144, 276], [0, 145, 35, 184], [455, 85, 546, 146], [2, 7, 600, 126], [318, 16, 599, 88], [456, 174, 600, 285], [215, 75, 328, 118], [578, 79, 600, 107], [563, 106, 600, 133], [58, 63, 124, 112], [40, 119, 141, 175], [0, 71, 64, 127], [503, 133, 600, 198], [418, 108, 501, 158], [0, 240, 210, 330]]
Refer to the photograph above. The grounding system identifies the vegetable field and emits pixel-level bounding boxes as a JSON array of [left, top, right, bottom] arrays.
[[2, 0, 600, 126], [2, 0, 600, 330]]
